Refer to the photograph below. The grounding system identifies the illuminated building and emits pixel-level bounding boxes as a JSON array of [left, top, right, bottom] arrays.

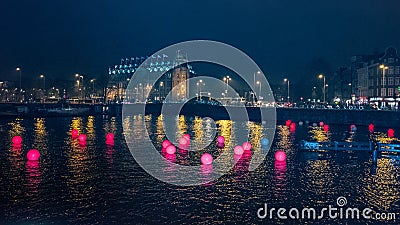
[[357, 47, 400, 108], [171, 50, 190, 102], [106, 51, 193, 102]]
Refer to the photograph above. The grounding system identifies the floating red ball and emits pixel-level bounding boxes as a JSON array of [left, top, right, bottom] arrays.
[[27, 149, 40, 161], [12, 136, 22, 145], [388, 129, 395, 138], [323, 124, 329, 132], [179, 137, 189, 146], [106, 133, 114, 140], [162, 140, 172, 148], [165, 145, 176, 155], [78, 134, 87, 142], [242, 142, 252, 151], [234, 145, 244, 155], [71, 129, 79, 138], [201, 153, 213, 165], [290, 122, 296, 132], [275, 151, 286, 162], [368, 124, 375, 132]]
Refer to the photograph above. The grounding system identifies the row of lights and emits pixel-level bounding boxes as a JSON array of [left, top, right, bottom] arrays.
[[11, 68, 98, 99]]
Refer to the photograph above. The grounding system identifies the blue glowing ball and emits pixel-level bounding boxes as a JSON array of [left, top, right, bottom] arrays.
[[261, 138, 269, 146]]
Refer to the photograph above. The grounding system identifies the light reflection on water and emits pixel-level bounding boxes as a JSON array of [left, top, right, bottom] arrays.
[[0, 115, 399, 224]]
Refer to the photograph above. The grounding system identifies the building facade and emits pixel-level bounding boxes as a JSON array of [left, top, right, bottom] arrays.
[[171, 51, 190, 102], [357, 47, 400, 108], [106, 51, 193, 103]]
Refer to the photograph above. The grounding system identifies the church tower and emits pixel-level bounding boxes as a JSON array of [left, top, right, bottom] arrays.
[[172, 50, 190, 102]]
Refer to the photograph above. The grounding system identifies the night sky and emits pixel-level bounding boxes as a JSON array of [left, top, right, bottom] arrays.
[[1, 0, 400, 95]]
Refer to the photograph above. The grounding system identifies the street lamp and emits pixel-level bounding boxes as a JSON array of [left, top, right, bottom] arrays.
[[283, 78, 290, 102], [159, 81, 164, 100], [256, 81, 261, 101], [318, 74, 326, 103], [380, 64, 389, 98], [40, 74, 46, 98], [254, 71, 261, 91], [78, 74, 84, 99], [223, 76, 231, 93], [90, 79, 96, 97], [16, 67, 22, 91], [196, 80, 203, 100]]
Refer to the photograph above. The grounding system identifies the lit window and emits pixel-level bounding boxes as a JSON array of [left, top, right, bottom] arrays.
[[382, 77, 387, 85], [388, 77, 394, 85], [389, 66, 394, 75], [388, 88, 394, 96], [396, 77, 400, 85], [381, 88, 386, 97], [396, 66, 400, 75]]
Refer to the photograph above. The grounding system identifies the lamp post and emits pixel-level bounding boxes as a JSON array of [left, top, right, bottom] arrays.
[[16, 67, 22, 91], [159, 81, 163, 101], [318, 74, 326, 103], [75, 74, 80, 99], [90, 79, 96, 98], [254, 71, 261, 91], [380, 64, 389, 98], [196, 80, 203, 100], [223, 76, 231, 94], [283, 78, 290, 102], [40, 74, 46, 99], [80, 75, 84, 99], [256, 81, 261, 101]]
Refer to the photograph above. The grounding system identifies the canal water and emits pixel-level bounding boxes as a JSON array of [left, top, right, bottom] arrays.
[[0, 115, 399, 224]]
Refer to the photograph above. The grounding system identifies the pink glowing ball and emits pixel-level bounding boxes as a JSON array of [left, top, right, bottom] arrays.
[[162, 140, 172, 148], [319, 121, 324, 127], [350, 124, 357, 131], [183, 134, 190, 140], [217, 136, 225, 143], [78, 134, 87, 142], [200, 153, 213, 165], [71, 129, 79, 138], [234, 145, 244, 155], [12, 136, 22, 145], [388, 129, 395, 138], [242, 142, 252, 151], [285, 120, 292, 127], [368, 124, 375, 132], [106, 133, 114, 140], [27, 149, 40, 161], [275, 151, 287, 162], [289, 122, 296, 132], [323, 124, 329, 132], [165, 145, 176, 154], [179, 137, 189, 146]]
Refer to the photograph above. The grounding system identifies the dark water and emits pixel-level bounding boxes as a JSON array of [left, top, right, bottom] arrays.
[[0, 115, 399, 225]]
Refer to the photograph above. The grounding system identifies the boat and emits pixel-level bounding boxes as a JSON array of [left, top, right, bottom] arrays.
[[47, 107, 90, 115], [38, 99, 91, 116]]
